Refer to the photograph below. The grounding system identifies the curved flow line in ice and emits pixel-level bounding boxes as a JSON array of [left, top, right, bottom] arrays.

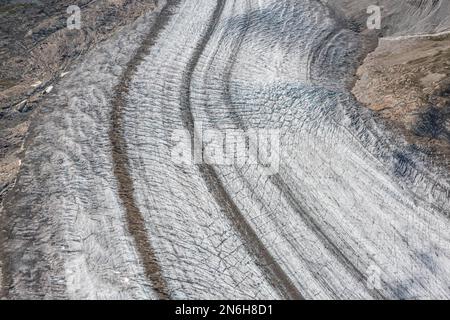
[[217, 0, 386, 299], [179, 0, 304, 300]]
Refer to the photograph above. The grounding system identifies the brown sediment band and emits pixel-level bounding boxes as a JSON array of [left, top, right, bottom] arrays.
[[109, 0, 181, 300]]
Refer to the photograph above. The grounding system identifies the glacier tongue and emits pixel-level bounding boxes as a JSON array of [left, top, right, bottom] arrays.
[[2, 0, 450, 299]]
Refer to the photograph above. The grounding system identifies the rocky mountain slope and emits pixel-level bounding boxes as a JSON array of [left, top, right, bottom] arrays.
[[0, 0, 157, 207]]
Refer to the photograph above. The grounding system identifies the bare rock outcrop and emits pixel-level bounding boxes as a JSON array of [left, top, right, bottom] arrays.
[[349, 0, 450, 170]]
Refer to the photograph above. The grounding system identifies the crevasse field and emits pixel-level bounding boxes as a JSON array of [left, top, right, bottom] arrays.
[[2, 0, 450, 299]]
